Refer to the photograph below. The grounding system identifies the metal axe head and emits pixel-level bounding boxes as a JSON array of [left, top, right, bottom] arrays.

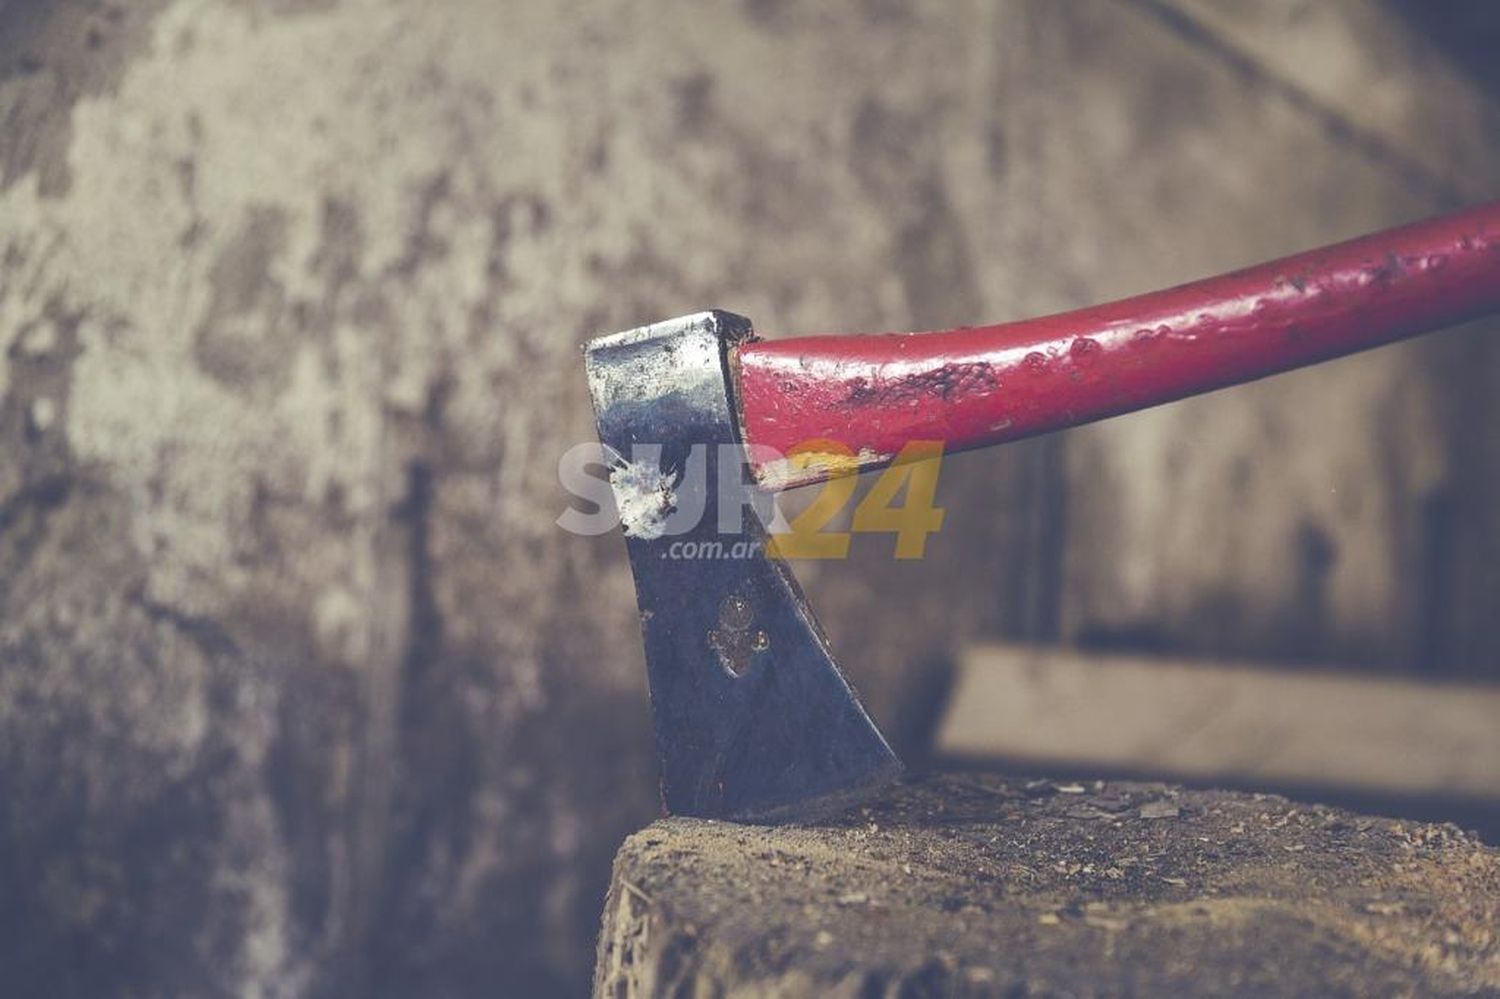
[[584, 310, 901, 823]]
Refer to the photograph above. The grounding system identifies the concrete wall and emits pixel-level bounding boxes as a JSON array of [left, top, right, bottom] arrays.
[[0, 1, 1495, 994]]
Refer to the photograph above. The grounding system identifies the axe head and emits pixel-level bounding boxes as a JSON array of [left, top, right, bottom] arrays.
[[584, 310, 901, 823]]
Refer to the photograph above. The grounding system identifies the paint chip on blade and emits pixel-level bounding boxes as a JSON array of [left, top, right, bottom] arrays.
[[610, 457, 679, 540]]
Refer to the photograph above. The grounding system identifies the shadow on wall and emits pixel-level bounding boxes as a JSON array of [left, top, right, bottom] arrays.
[[1389, 0, 1500, 92]]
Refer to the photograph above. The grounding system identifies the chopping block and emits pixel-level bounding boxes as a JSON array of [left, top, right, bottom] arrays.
[[595, 774, 1500, 997]]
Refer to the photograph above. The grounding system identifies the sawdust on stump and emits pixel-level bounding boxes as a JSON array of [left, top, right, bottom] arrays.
[[595, 774, 1500, 997]]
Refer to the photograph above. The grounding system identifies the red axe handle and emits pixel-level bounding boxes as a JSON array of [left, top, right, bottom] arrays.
[[736, 201, 1500, 490]]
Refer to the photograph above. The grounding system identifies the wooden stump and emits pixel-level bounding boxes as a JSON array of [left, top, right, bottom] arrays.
[[595, 775, 1500, 997]]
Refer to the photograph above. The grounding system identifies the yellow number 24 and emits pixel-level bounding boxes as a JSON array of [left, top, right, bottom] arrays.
[[766, 440, 945, 560]]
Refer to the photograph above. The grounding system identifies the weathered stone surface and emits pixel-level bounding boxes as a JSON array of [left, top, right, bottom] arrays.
[[597, 774, 1500, 997], [0, 2, 1042, 992]]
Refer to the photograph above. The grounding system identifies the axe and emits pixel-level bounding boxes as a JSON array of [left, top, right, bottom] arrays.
[[583, 202, 1500, 823]]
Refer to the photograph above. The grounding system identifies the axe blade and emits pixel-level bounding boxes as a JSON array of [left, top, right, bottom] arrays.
[[585, 311, 901, 823]]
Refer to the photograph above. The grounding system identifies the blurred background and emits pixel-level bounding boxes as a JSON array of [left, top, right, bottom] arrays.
[[1, 0, 1497, 995]]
